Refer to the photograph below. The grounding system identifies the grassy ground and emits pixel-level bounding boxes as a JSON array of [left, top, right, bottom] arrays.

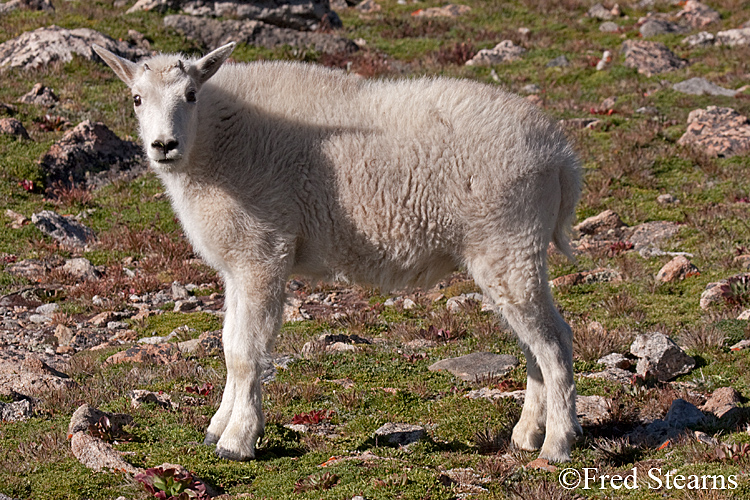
[[2, 0, 750, 498]]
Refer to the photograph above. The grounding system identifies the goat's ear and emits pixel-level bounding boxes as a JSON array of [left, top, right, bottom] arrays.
[[92, 45, 139, 88], [192, 42, 235, 85]]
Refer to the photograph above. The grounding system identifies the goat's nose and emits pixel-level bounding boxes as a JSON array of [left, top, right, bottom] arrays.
[[151, 139, 179, 154]]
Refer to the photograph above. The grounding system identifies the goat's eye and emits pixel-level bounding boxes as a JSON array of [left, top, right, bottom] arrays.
[[186, 90, 197, 102], [133, 95, 142, 107]]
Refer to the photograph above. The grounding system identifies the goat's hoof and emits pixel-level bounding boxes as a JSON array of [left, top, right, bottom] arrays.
[[203, 432, 220, 446], [215, 447, 254, 462]]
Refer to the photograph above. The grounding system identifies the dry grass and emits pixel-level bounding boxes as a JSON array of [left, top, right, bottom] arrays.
[[679, 324, 727, 351], [572, 320, 633, 362]]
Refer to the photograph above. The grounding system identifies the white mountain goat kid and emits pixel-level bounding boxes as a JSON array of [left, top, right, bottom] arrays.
[[93, 42, 583, 462]]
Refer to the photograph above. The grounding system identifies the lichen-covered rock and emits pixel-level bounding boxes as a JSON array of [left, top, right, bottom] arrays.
[[622, 40, 687, 77], [0, 25, 149, 71], [678, 107, 750, 157], [31, 210, 96, 249], [0, 0, 53, 14], [38, 120, 143, 188], [639, 19, 687, 38], [716, 27, 750, 47], [465, 40, 526, 66], [0, 117, 30, 140], [673, 77, 736, 97], [550, 268, 622, 287], [656, 255, 699, 282], [129, 0, 334, 31], [675, 0, 720, 29], [18, 83, 58, 106], [630, 332, 695, 382], [0, 349, 76, 397], [412, 4, 470, 18], [163, 15, 357, 54], [428, 352, 519, 381], [374, 422, 424, 446], [575, 209, 627, 236], [105, 343, 182, 365]]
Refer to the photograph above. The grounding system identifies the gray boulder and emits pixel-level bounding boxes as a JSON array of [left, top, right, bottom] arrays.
[[62, 257, 100, 281], [18, 83, 58, 106], [163, 15, 357, 54], [0, 25, 149, 72], [622, 40, 688, 77], [0, 117, 30, 140], [673, 77, 736, 97], [374, 422, 424, 446], [428, 352, 519, 382], [38, 120, 144, 188], [0, 0, 53, 14], [630, 332, 695, 382], [639, 19, 687, 38], [31, 210, 96, 249], [130, 0, 336, 31]]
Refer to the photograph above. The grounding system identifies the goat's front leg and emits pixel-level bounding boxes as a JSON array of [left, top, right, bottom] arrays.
[[208, 269, 286, 461]]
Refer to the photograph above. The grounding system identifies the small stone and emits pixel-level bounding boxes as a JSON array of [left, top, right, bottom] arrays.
[[18, 83, 58, 106], [597, 352, 631, 370], [138, 331, 178, 345], [546, 55, 569, 67], [600, 21, 620, 32], [105, 343, 182, 365], [411, 4, 471, 17], [636, 106, 659, 115], [171, 281, 189, 300], [31, 210, 96, 249], [374, 422, 424, 446], [716, 28, 750, 47], [28, 314, 51, 324], [622, 40, 688, 77], [62, 257, 100, 280], [630, 332, 695, 382], [665, 398, 705, 428], [0, 399, 34, 422], [36, 302, 59, 316], [657, 194, 677, 204], [522, 83, 541, 94], [402, 298, 417, 309], [702, 387, 742, 419], [676, 0, 720, 29], [356, 0, 380, 13], [599, 96, 617, 111], [128, 389, 177, 410], [174, 299, 198, 312], [683, 31, 715, 47], [428, 352, 519, 382], [446, 293, 484, 312], [673, 77, 736, 97], [550, 268, 622, 288], [301, 333, 371, 358], [0, 117, 30, 140], [639, 19, 687, 38], [107, 321, 128, 330], [656, 256, 699, 282], [588, 3, 614, 20], [678, 107, 750, 158], [55, 324, 75, 345], [465, 40, 526, 66], [70, 431, 139, 473], [575, 210, 626, 235], [577, 395, 611, 426]]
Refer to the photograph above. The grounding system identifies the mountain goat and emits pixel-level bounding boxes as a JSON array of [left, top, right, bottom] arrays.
[[93, 42, 583, 462]]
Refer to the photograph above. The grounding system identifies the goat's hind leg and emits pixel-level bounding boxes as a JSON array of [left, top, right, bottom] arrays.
[[472, 255, 580, 462], [502, 294, 581, 462]]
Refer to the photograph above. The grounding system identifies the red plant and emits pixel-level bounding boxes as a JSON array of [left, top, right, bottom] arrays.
[[185, 382, 213, 396], [135, 467, 208, 500], [19, 180, 34, 192], [291, 409, 335, 425]]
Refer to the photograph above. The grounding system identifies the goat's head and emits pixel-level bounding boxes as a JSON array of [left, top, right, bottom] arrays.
[[92, 43, 235, 169]]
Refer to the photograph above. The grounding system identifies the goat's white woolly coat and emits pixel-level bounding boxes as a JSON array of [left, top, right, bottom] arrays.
[[93, 43, 583, 462]]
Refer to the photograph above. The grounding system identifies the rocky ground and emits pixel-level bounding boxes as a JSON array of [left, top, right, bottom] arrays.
[[2, 0, 750, 498]]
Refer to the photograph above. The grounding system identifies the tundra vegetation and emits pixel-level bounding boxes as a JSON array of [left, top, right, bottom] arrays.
[[0, 0, 750, 499]]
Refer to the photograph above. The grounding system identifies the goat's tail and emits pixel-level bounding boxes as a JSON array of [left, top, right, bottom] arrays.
[[552, 152, 583, 262]]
